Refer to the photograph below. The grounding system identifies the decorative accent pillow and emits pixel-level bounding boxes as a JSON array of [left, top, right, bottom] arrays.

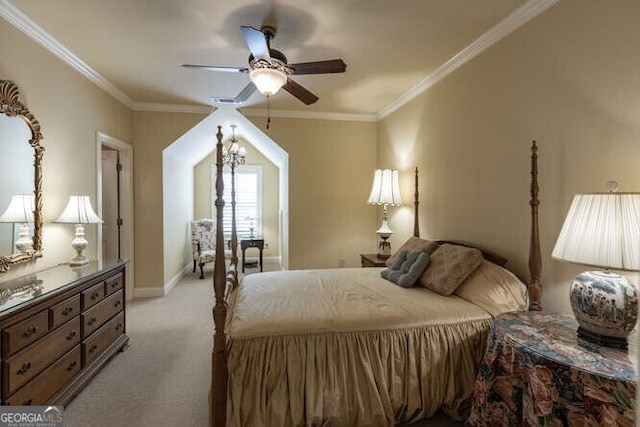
[[381, 251, 431, 288], [385, 237, 439, 267], [419, 244, 483, 295]]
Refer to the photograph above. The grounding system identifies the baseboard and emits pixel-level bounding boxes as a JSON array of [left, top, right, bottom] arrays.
[[133, 263, 191, 298]]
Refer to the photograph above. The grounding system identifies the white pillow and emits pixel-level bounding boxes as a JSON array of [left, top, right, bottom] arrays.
[[453, 260, 528, 316]]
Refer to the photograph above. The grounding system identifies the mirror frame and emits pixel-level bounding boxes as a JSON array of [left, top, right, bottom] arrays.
[[0, 80, 44, 272]]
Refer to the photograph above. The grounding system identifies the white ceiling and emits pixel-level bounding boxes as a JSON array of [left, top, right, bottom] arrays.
[[4, 0, 557, 119]]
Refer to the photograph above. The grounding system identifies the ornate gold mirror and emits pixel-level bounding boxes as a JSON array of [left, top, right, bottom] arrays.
[[0, 80, 44, 272]]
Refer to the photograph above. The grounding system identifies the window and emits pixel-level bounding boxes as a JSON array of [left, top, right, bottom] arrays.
[[212, 165, 262, 238]]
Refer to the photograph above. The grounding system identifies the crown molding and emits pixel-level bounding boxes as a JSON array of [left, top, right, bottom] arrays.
[[240, 108, 377, 122], [376, 0, 559, 120], [2, 0, 558, 121], [132, 102, 213, 114], [0, 0, 135, 108]]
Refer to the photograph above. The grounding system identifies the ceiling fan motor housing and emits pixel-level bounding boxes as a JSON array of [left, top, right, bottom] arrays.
[[249, 49, 292, 75]]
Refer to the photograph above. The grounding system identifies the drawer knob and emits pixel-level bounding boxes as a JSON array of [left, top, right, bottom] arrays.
[[62, 306, 74, 316], [91, 292, 100, 300], [114, 301, 122, 307], [17, 362, 31, 375], [67, 361, 77, 371], [115, 323, 123, 331], [66, 331, 77, 340], [23, 399, 33, 405], [89, 343, 99, 353], [87, 317, 97, 326], [22, 326, 38, 338]]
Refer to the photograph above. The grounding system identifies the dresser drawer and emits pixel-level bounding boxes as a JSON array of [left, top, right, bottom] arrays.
[[81, 290, 123, 338], [3, 317, 80, 396], [104, 273, 123, 296], [2, 311, 49, 357], [50, 295, 81, 329], [83, 312, 124, 366], [81, 282, 105, 310], [5, 345, 81, 406]]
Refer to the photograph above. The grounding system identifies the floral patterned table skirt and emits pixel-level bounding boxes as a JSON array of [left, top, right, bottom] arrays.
[[466, 311, 637, 426]]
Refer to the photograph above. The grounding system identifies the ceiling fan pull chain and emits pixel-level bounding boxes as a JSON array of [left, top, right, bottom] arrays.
[[266, 97, 271, 130]]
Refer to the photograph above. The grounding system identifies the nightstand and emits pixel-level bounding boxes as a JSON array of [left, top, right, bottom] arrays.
[[240, 238, 264, 272], [359, 254, 388, 267], [467, 311, 637, 426]]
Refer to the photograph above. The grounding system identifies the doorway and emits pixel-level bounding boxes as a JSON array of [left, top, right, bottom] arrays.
[[96, 131, 134, 299], [101, 146, 119, 264]]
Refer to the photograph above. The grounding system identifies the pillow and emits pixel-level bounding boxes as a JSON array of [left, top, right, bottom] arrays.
[[386, 237, 439, 267], [419, 243, 483, 295], [454, 260, 528, 316], [381, 251, 431, 288]]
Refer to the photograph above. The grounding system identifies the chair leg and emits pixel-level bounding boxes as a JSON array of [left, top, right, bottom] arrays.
[[199, 263, 205, 279], [192, 260, 196, 273]]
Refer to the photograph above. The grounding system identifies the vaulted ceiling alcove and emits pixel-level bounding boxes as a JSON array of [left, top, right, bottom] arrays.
[[162, 107, 289, 281]]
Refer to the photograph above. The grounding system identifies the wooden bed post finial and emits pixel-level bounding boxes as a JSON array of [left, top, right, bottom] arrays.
[[528, 140, 542, 311]]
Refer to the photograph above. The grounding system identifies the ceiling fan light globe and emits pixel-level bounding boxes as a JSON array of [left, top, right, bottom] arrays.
[[250, 68, 287, 97]]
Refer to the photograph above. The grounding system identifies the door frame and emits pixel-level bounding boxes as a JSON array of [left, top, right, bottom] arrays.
[[96, 131, 134, 300]]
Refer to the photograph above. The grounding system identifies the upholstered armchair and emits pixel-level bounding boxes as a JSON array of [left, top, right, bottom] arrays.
[[190, 219, 218, 279]]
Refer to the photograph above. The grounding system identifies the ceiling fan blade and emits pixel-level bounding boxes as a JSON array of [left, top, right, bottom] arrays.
[[182, 64, 249, 73], [282, 78, 318, 105], [240, 26, 270, 61], [289, 59, 347, 75], [234, 82, 257, 103]]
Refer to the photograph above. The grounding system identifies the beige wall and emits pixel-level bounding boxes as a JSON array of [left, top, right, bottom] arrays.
[[378, 0, 640, 314], [0, 18, 132, 281], [132, 111, 208, 289], [194, 137, 281, 258], [246, 117, 378, 269]]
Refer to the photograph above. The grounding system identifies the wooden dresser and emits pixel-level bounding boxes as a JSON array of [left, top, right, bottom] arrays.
[[0, 260, 129, 406]]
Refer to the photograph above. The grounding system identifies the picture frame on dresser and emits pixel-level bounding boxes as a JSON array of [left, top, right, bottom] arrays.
[[0, 260, 129, 406]]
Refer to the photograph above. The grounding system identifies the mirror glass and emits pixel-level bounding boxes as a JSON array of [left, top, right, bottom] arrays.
[[0, 114, 34, 256], [0, 80, 44, 273]]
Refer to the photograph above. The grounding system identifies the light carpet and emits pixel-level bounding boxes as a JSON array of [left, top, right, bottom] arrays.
[[64, 262, 462, 426]]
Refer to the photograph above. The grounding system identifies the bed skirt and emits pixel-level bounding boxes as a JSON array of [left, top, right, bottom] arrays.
[[226, 319, 492, 426]]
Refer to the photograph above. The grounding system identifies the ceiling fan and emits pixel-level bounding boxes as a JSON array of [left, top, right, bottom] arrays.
[[183, 25, 346, 105]]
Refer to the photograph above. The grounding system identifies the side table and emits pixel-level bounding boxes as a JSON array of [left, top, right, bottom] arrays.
[[359, 254, 388, 267], [467, 311, 637, 426], [241, 238, 264, 273]]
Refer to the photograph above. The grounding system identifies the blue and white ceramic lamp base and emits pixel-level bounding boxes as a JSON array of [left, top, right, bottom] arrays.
[[570, 270, 638, 349]]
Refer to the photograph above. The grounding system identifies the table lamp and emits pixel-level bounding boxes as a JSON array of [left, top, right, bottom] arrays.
[[0, 194, 35, 253], [55, 195, 103, 267], [367, 169, 402, 258], [552, 186, 640, 348]]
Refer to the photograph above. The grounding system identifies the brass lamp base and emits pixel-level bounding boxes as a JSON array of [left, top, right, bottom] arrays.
[[377, 240, 391, 259]]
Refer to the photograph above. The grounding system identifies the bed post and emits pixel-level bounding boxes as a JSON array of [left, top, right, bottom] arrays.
[[211, 126, 228, 427], [528, 141, 542, 311], [413, 167, 420, 238]]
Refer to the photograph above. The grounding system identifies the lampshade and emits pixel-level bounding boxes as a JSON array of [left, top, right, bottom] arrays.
[[249, 68, 287, 97], [55, 196, 103, 224], [0, 194, 35, 223], [367, 169, 402, 206], [551, 192, 640, 271]]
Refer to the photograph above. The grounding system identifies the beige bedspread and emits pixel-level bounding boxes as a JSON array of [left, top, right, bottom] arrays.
[[225, 265, 526, 426]]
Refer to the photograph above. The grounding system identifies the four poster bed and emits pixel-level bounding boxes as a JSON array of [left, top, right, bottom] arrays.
[[209, 127, 543, 426]]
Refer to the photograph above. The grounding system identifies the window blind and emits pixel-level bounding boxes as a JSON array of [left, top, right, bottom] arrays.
[[212, 165, 262, 239]]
